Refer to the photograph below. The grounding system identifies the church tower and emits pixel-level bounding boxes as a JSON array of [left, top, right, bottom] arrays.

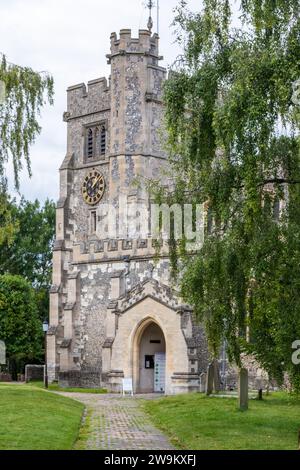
[[47, 27, 208, 394]]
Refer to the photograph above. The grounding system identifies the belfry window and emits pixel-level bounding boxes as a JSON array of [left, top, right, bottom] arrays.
[[87, 128, 93, 158], [85, 123, 107, 160], [100, 125, 106, 155]]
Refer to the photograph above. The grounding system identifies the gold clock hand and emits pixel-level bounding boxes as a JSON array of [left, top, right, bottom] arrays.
[[92, 176, 100, 189]]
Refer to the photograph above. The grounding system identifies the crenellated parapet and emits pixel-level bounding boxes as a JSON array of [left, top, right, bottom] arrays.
[[108, 29, 161, 62], [73, 238, 170, 263], [66, 77, 110, 119]]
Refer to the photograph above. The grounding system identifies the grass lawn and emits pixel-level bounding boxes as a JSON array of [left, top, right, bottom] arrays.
[[143, 392, 300, 450], [0, 383, 84, 450], [28, 381, 107, 394]]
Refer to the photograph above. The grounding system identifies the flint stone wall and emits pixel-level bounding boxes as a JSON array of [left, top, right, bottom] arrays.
[[59, 369, 101, 389]]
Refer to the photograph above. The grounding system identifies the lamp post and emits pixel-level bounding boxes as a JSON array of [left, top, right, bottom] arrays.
[[42, 320, 49, 389]]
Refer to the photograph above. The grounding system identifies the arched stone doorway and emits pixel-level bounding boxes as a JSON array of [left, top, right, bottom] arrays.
[[133, 319, 166, 393]]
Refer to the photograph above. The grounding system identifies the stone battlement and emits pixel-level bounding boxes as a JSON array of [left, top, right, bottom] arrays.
[[66, 77, 110, 117], [108, 29, 159, 59], [67, 77, 109, 96], [65, 28, 162, 119]]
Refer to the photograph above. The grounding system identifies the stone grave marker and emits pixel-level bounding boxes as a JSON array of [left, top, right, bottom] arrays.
[[238, 368, 249, 411]]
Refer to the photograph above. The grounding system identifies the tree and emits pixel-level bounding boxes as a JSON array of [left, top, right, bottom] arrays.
[[0, 196, 55, 321], [0, 275, 43, 379], [0, 196, 55, 374], [0, 198, 55, 320], [0, 197, 55, 286], [160, 1, 300, 390]]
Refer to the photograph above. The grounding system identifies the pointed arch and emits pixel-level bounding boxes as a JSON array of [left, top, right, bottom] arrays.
[[131, 316, 166, 393]]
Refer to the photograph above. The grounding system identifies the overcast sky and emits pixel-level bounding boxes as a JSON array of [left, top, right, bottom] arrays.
[[0, 0, 201, 203]]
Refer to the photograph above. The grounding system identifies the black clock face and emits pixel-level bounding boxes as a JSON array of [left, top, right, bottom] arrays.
[[82, 171, 105, 205]]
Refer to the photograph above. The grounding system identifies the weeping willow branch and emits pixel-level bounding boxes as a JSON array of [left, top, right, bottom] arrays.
[[0, 54, 54, 190]]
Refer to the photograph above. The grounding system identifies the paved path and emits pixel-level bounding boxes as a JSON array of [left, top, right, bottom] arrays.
[[58, 392, 175, 450]]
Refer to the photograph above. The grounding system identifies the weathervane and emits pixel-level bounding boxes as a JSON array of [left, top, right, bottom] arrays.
[[146, 0, 154, 32], [143, 0, 160, 34]]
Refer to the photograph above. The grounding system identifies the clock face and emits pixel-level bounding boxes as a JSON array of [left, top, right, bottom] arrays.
[[82, 170, 105, 205]]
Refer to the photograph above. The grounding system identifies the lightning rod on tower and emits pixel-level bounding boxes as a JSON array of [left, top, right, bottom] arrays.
[[157, 0, 160, 36], [147, 0, 154, 33], [144, 0, 159, 34]]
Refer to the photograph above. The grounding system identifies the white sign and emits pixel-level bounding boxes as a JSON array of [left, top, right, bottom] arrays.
[[292, 79, 300, 106], [154, 353, 166, 393], [122, 378, 133, 396], [0, 340, 6, 365], [0, 81, 5, 105]]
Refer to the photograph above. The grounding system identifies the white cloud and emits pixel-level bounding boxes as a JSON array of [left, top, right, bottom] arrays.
[[0, 0, 201, 202]]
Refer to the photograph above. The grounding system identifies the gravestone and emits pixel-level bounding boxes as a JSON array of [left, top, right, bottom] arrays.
[[206, 363, 214, 396], [199, 372, 207, 393], [213, 359, 221, 392], [238, 368, 249, 411], [206, 360, 221, 395]]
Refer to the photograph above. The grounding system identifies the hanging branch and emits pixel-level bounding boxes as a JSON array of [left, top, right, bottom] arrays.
[[0, 54, 54, 190]]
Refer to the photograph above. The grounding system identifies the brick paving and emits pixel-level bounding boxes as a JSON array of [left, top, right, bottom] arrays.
[[58, 392, 175, 450]]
